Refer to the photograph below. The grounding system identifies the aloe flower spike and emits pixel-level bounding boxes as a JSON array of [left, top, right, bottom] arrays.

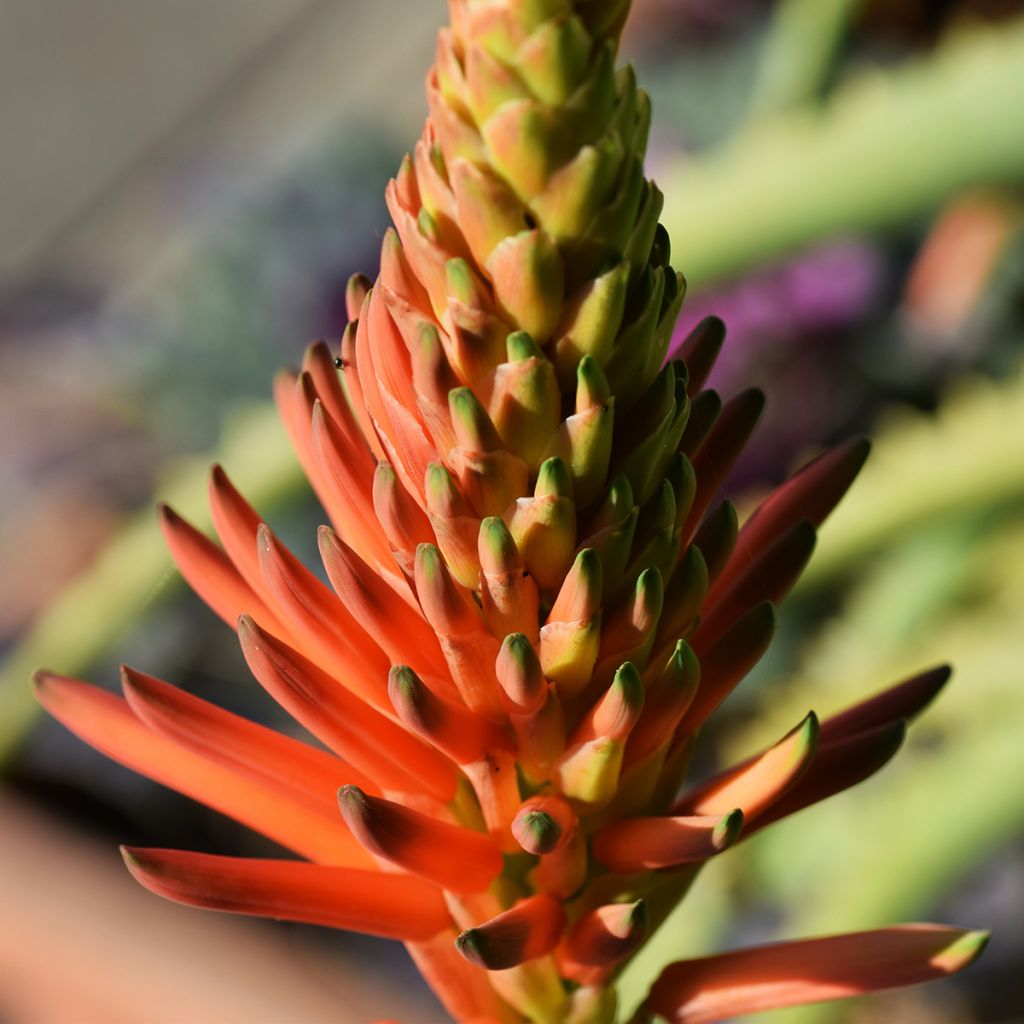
[[36, 1, 985, 1021]]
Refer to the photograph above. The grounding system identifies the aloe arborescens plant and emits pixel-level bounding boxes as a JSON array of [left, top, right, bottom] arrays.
[[35, 2, 987, 1021]]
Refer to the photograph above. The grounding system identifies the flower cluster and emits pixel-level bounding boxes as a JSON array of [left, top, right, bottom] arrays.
[[37, 1, 985, 1021]]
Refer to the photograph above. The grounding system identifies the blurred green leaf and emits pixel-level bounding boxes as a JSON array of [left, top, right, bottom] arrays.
[[0, 402, 303, 765], [664, 21, 1024, 287]]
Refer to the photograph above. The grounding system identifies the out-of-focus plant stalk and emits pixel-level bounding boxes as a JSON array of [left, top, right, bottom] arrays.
[[664, 20, 1024, 287], [747, 0, 859, 119]]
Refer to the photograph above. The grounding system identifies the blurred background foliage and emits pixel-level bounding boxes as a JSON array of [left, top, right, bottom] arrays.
[[1, 0, 1022, 1021]]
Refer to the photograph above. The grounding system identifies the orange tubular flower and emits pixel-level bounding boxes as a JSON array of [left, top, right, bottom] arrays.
[[36, 2, 985, 1021]]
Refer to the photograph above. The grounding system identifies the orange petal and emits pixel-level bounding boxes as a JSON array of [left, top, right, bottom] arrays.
[[556, 900, 647, 986], [591, 810, 743, 873], [820, 665, 951, 743], [301, 339, 371, 457], [319, 526, 448, 678], [120, 665, 378, 810], [122, 847, 449, 941], [456, 894, 567, 970], [207, 465, 271, 595], [750, 720, 906, 834], [674, 713, 818, 821], [408, 929, 514, 1024], [338, 786, 503, 893], [157, 504, 289, 640], [237, 616, 457, 803], [256, 525, 392, 711], [388, 665, 512, 765], [309, 397, 403, 577], [34, 673, 370, 867], [646, 925, 988, 1023], [415, 544, 505, 720]]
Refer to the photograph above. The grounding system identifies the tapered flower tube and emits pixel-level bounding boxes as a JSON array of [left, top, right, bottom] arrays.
[[36, 1, 985, 1021]]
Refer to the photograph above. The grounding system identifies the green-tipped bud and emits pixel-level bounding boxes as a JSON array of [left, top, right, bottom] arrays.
[[555, 735, 624, 811], [622, 180, 665, 283], [653, 545, 710, 653], [449, 386, 502, 452], [711, 808, 745, 850], [505, 458, 577, 591], [445, 257, 491, 310], [513, 808, 563, 855], [345, 272, 372, 321], [541, 549, 602, 698], [450, 158, 530, 267], [479, 518, 540, 641], [490, 332, 561, 467], [663, 452, 697, 532], [466, 42, 532, 124], [514, 14, 592, 106], [482, 99, 567, 202], [486, 228, 565, 342], [497, 633, 546, 713], [626, 482, 679, 584], [626, 641, 701, 768], [549, 548, 603, 624], [604, 266, 667, 412], [552, 262, 630, 384], [535, 455, 574, 500], [448, 388, 530, 516], [680, 389, 722, 456], [542, 355, 614, 509], [693, 500, 739, 585], [595, 567, 663, 680], [532, 134, 622, 242], [423, 467, 481, 589], [414, 543, 478, 636], [576, 353, 611, 412], [587, 662, 645, 743]]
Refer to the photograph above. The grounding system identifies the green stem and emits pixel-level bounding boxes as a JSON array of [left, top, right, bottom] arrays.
[[748, 0, 859, 120], [663, 20, 1024, 288]]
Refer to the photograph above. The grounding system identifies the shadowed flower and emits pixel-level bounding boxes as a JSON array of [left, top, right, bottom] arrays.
[[35, 2, 986, 1021]]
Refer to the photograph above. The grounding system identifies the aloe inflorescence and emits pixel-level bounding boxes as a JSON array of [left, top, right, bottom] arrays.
[[36, 2, 986, 1021]]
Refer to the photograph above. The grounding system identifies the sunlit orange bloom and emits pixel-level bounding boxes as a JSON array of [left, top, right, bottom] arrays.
[[36, 1, 985, 1021]]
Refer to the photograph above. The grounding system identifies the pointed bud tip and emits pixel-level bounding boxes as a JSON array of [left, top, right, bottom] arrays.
[[512, 809, 562, 855], [936, 930, 990, 972], [712, 808, 744, 850]]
